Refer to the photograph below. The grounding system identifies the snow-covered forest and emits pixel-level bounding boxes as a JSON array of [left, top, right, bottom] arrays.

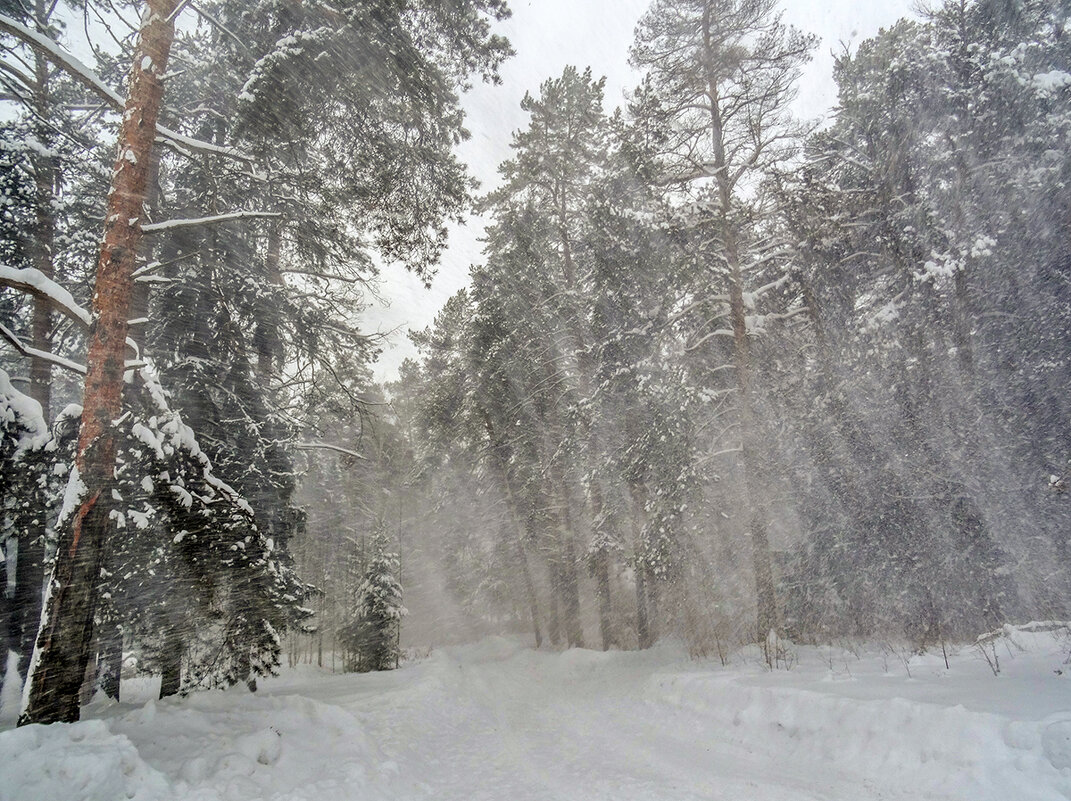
[[1, 0, 1070, 798]]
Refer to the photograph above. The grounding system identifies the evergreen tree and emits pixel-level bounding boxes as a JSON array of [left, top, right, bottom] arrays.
[[630, 0, 816, 657], [341, 536, 406, 672]]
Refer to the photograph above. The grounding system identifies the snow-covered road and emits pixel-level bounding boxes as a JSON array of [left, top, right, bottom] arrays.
[[3, 629, 1071, 800], [335, 641, 893, 801]]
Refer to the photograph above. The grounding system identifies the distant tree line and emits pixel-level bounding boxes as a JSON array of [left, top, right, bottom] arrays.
[[400, 0, 1071, 662]]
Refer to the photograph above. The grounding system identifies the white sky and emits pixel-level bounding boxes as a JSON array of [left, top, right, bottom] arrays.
[[362, 0, 919, 382]]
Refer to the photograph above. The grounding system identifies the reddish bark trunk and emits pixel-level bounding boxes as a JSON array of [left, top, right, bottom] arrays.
[[20, 0, 179, 725]]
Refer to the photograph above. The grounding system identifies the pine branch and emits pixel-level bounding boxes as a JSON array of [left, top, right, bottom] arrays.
[[0, 265, 92, 328], [0, 13, 256, 165], [0, 321, 87, 375]]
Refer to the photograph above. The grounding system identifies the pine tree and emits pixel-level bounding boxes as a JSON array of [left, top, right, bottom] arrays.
[[341, 536, 406, 672], [631, 0, 816, 658], [1, 0, 512, 718], [18, 0, 185, 725], [0, 4, 108, 691], [771, 0, 1070, 641]]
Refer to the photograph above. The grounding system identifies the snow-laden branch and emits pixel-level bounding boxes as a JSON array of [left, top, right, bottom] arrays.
[[188, 1, 247, 50], [695, 446, 743, 466], [0, 322, 87, 375], [166, 0, 193, 22], [0, 367, 50, 453], [684, 328, 736, 352], [746, 271, 793, 302], [142, 210, 281, 233], [0, 265, 92, 328], [294, 443, 366, 460], [154, 125, 254, 164], [0, 266, 146, 362], [0, 14, 255, 165]]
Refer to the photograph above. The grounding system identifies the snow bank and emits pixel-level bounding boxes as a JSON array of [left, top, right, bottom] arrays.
[[648, 673, 1068, 800], [645, 627, 1071, 801], [2, 687, 386, 801], [0, 720, 171, 801]]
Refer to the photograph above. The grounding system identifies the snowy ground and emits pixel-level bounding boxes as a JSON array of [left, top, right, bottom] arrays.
[[2, 625, 1071, 801]]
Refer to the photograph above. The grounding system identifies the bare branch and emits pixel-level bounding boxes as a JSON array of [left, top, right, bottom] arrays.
[[294, 442, 366, 459], [142, 210, 281, 233]]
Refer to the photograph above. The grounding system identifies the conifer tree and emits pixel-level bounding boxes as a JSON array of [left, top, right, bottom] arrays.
[[631, 0, 815, 657], [341, 536, 406, 672]]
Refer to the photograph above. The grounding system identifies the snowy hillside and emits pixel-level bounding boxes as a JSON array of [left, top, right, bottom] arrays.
[[2, 625, 1070, 801]]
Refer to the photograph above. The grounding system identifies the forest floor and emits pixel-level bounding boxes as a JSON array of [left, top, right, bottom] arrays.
[[2, 625, 1070, 801]]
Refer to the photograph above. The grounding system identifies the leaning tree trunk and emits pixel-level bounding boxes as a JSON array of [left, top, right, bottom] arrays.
[[20, 0, 179, 725]]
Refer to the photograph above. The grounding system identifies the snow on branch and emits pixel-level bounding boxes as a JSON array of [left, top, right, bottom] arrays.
[[154, 125, 254, 165], [0, 265, 92, 328], [166, 0, 193, 22], [294, 443, 366, 459], [142, 211, 281, 233], [0, 266, 145, 361], [685, 329, 736, 352], [0, 14, 255, 165], [0, 322, 87, 375], [0, 367, 50, 453], [187, 2, 247, 50], [695, 446, 743, 466]]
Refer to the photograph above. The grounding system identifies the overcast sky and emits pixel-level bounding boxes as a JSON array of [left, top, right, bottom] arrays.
[[362, 0, 920, 382]]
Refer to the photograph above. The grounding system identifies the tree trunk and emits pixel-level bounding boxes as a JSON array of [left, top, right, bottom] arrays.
[[1, 545, 10, 680], [159, 628, 182, 699], [628, 483, 653, 649], [11, 531, 44, 680], [546, 566, 562, 648], [646, 568, 660, 643], [592, 545, 614, 651], [255, 221, 283, 378], [517, 539, 542, 648], [96, 620, 122, 701], [21, 0, 180, 725], [554, 492, 584, 648], [538, 357, 584, 649], [557, 196, 619, 651], [634, 560, 651, 650], [483, 415, 546, 650], [730, 271, 779, 649], [699, 9, 779, 654]]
